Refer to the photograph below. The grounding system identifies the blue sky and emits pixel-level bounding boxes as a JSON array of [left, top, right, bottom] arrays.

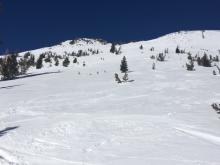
[[0, 0, 220, 53]]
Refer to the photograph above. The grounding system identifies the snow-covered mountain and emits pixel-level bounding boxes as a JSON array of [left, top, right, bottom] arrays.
[[20, 30, 220, 57], [1, 30, 220, 165]]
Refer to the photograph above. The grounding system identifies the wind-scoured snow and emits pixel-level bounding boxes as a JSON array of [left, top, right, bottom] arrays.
[[0, 30, 220, 165]]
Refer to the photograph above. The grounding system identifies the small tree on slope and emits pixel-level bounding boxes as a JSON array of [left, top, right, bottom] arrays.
[[120, 56, 128, 73], [110, 43, 117, 54], [63, 57, 70, 67]]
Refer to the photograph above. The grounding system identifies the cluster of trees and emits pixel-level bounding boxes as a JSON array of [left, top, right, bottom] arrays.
[[157, 53, 166, 62], [72, 50, 89, 57], [110, 43, 122, 55], [186, 53, 217, 68], [0, 52, 35, 80], [72, 49, 101, 57], [197, 54, 212, 67], [88, 49, 99, 55], [35, 53, 78, 69], [176, 46, 185, 54], [185, 53, 220, 71]]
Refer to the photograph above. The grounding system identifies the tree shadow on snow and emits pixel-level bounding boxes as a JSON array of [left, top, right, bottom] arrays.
[[0, 84, 24, 90], [18, 71, 62, 79], [0, 71, 62, 82], [0, 126, 19, 137]]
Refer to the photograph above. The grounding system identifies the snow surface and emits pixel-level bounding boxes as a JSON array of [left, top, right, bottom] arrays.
[[1, 30, 220, 164]]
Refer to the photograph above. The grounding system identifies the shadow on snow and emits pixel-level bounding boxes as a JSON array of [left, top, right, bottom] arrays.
[[0, 71, 62, 82], [0, 126, 19, 137]]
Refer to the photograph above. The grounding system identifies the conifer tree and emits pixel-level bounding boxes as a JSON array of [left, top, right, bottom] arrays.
[[176, 46, 180, 54], [36, 55, 44, 69], [0, 53, 19, 80], [110, 43, 116, 54], [55, 58, 59, 66], [140, 45, 143, 50], [28, 55, 35, 67], [122, 73, 129, 82], [201, 53, 212, 67], [73, 58, 77, 63], [63, 57, 70, 67], [8, 53, 19, 77], [19, 58, 29, 75], [114, 73, 122, 83], [120, 56, 128, 73]]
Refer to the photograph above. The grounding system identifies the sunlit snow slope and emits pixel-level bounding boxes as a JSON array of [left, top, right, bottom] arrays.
[[1, 30, 220, 165]]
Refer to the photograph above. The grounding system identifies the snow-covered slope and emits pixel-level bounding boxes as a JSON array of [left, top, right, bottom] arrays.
[[1, 30, 220, 165]]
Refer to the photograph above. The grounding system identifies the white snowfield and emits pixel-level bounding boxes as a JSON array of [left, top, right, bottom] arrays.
[[1, 30, 220, 165]]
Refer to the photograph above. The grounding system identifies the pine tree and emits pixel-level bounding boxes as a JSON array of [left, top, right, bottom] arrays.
[[114, 73, 122, 83], [176, 46, 180, 54], [24, 52, 31, 59], [110, 43, 116, 54], [201, 53, 212, 67], [187, 53, 192, 60], [0, 59, 10, 80], [0, 53, 19, 80], [28, 55, 35, 67], [152, 62, 156, 70], [73, 58, 77, 63], [157, 53, 166, 61], [19, 58, 29, 75], [8, 53, 19, 77], [120, 56, 128, 73], [122, 73, 129, 82], [140, 45, 143, 50], [186, 60, 195, 71], [55, 58, 59, 66], [36, 55, 44, 69], [213, 70, 217, 75], [116, 46, 122, 55], [63, 57, 70, 67], [44, 55, 51, 63]]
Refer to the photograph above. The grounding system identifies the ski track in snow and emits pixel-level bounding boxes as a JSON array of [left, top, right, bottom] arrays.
[[176, 127, 220, 146]]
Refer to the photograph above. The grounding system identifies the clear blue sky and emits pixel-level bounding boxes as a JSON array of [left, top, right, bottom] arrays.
[[0, 0, 220, 53]]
